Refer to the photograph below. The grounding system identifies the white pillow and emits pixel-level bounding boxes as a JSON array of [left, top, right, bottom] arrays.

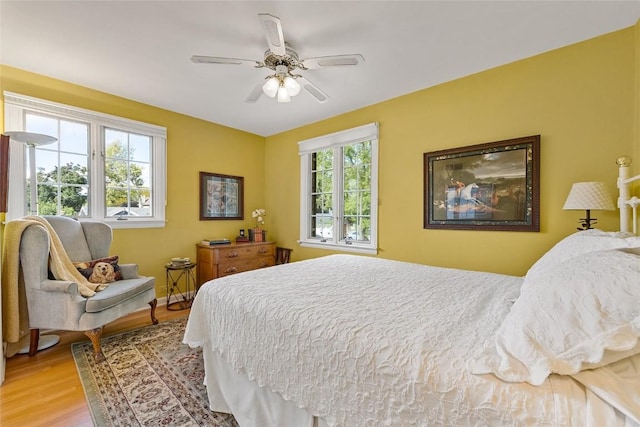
[[526, 229, 640, 280], [469, 249, 640, 386]]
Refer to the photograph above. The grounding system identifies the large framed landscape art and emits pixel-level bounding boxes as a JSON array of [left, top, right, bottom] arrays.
[[424, 135, 540, 231]]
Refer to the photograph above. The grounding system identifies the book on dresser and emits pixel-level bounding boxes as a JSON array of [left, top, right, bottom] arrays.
[[196, 241, 276, 286], [201, 238, 231, 245]]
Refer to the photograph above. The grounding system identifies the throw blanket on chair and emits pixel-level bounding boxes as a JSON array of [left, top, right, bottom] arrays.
[[2, 217, 103, 356], [22, 216, 105, 296]]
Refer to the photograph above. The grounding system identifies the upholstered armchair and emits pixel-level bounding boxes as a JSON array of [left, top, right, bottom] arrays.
[[18, 216, 157, 359]]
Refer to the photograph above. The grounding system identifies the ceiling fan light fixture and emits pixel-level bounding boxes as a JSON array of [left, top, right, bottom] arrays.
[[277, 86, 291, 103], [192, 13, 365, 104], [284, 76, 301, 96], [262, 76, 279, 97]]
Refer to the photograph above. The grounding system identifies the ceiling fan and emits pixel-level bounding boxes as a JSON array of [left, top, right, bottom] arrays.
[[191, 13, 365, 104]]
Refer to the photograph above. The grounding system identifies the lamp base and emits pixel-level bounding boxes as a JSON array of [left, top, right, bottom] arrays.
[[576, 209, 596, 231], [17, 334, 60, 355]]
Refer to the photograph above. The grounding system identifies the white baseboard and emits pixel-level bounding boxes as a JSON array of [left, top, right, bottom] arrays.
[[137, 296, 168, 311]]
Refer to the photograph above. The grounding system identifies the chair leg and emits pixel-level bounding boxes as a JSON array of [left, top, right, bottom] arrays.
[[275, 247, 292, 265], [85, 327, 105, 362], [29, 329, 40, 357], [149, 298, 159, 325]]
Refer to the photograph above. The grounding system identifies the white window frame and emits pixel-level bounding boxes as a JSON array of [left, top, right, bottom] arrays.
[[298, 122, 379, 254], [4, 91, 166, 228]]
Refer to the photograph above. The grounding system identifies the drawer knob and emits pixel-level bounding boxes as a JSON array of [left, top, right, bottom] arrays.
[[258, 248, 267, 254], [227, 251, 239, 258], [224, 266, 238, 273]]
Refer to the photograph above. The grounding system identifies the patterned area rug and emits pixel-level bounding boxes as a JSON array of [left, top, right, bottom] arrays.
[[72, 317, 239, 426]]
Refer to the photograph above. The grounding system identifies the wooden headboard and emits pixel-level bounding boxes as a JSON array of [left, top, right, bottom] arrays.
[[617, 156, 640, 234]]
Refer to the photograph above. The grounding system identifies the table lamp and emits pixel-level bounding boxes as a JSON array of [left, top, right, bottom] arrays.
[[562, 181, 614, 230]]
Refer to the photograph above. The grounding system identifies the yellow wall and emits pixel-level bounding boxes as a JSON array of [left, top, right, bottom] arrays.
[[636, 19, 640, 164], [265, 26, 637, 276], [1, 24, 638, 285], [0, 65, 266, 295]]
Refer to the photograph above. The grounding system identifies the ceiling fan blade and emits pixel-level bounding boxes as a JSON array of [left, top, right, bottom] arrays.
[[297, 76, 329, 103], [245, 82, 264, 103], [258, 13, 285, 56], [191, 55, 261, 67], [301, 54, 365, 69]]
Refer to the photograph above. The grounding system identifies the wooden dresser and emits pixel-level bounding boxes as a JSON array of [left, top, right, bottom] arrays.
[[196, 241, 276, 286]]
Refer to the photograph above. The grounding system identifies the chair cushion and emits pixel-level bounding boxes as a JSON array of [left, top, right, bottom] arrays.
[[85, 277, 155, 313]]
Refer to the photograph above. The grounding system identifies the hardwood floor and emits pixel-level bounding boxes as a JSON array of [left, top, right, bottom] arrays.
[[0, 305, 189, 427]]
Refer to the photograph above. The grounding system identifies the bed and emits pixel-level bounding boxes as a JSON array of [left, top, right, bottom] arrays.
[[183, 159, 640, 427]]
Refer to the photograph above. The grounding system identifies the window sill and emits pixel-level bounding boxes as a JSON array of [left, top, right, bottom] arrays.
[[297, 240, 377, 255], [92, 219, 166, 229]]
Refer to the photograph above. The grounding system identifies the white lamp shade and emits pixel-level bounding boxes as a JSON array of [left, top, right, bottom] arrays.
[[283, 76, 301, 97], [262, 77, 279, 98], [563, 182, 614, 211], [277, 86, 291, 103], [4, 131, 57, 146]]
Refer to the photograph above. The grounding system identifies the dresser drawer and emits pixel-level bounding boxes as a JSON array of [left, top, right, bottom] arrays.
[[218, 257, 275, 277], [216, 244, 275, 261]]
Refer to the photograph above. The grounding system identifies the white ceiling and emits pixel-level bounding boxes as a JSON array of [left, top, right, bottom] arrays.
[[2, 1, 640, 137]]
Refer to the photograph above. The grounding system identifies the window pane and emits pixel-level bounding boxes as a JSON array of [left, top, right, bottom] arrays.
[[60, 153, 88, 181], [106, 187, 129, 217], [360, 190, 371, 215], [25, 113, 59, 151], [130, 134, 151, 162], [132, 187, 151, 215], [311, 150, 333, 239], [105, 128, 153, 217], [130, 161, 150, 187], [105, 129, 128, 154], [26, 113, 89, 216], [312, 214, 333, 239], [105, 159, 127, 185], [33, 149, 57, 184], [342, 141, 372, 241], [60, 120, 89, 154], [312, 149, 333, 170], [59, 183, 88, 216]]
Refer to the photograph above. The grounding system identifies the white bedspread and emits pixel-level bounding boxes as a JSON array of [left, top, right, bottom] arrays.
[[183, 254, 630, 426]]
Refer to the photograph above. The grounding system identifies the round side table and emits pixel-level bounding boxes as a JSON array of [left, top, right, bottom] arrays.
[[165, 262, 197, 310]]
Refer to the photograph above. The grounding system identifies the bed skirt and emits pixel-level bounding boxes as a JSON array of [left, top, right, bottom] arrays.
[[203, 346, 330, 427]]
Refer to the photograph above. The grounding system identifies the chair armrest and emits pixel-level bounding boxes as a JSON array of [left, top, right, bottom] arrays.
[[30, 280, 86, 328], [41, 279, 81, 295], [119, 263, 139, 279]]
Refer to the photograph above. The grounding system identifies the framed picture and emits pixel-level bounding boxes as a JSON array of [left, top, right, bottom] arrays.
[[0, 134, 9, 213], [199, 172, 244, 220], [424, 135, 540, 231]]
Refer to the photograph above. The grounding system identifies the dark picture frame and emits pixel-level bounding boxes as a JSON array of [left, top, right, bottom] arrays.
[[424, 135, 540, 231], [0, 134, 10, 213], [199, 172, 244, 220]]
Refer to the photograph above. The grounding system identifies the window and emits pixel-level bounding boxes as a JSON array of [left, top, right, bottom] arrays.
[[299, 123, 378, 254], [4, 92, 166, 228], [104, 128, 153, 218]]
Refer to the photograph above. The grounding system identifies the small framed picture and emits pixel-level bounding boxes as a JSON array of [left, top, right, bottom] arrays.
[[199, 172, 244, 220]]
